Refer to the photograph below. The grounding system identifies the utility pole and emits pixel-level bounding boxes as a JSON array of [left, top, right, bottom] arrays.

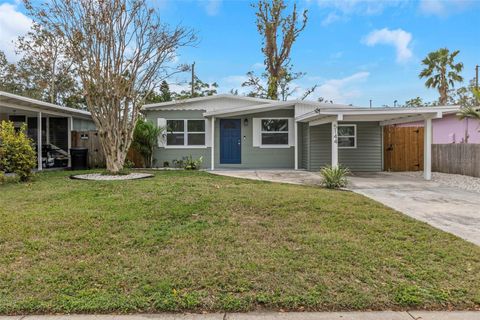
[[476, 65, 479, 89], [191, 62, 195, 97]]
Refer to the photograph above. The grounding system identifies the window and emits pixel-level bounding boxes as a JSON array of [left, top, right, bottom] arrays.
[[261, 119, 289, 145], [338, 124, 356, 148], [166, 119, 205, 147]]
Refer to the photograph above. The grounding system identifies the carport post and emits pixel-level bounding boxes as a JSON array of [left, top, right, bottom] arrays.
[[37, 112, 42, 171], [68, 116, 73, 168], [331, 121, 338, 168], [294, 121, 298, 170], [424, 117, 432, 180], [210, 116, 215, 170]]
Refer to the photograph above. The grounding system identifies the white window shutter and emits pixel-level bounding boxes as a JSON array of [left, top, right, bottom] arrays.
[[288, 118, 295, 146], [205, 118, 211, 147], [157, 118, 167, 147], [252, 118, 261, 147]]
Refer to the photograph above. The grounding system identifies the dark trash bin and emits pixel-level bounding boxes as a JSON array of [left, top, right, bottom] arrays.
[[70, 148, 88, 170]]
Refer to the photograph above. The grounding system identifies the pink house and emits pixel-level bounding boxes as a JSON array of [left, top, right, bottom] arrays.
[[398, 113, 480, 144]]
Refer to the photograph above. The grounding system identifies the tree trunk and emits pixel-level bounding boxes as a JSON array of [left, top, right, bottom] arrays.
[[267, 75, 278, 100], [98, 128, 132, 174]]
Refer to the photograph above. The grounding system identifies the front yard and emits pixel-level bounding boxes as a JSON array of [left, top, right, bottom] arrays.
[[0, 170, 479, 314]]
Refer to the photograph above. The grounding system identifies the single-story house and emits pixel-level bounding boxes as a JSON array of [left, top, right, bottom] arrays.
[[142, 94, 460, 180], [0, 91, 95, 170], [398, 113, 480, 144]]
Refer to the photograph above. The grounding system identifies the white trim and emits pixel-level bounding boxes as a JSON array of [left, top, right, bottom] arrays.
[[165, 119, 207, 148], [164, 146, 208, 149], [331, 121, 338, 168], [143, 94, 277, 110], [294, 121, 298, 170], [67, 116, 72, 167], [37, 112, 42, 170], [0, 91, 91, 118], [258, 145, 292, 149], [424, 118, 432, 180], [338, 124, 357, 149], [297, 106, 459, 123], [258, 117, 291, 148], [211, 117, 215, 170]]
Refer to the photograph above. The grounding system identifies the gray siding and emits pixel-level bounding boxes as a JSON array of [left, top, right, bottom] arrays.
[[145, 110, 211, 168], [145, 109, 295, 169], [309, 124, 331, 171], [300, 123, 309, 170], [308, 122, 382, 172], [214, 110, 294, 169]]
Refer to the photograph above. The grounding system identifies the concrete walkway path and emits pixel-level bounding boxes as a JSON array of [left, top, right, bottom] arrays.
[[210, 170, 323, 186], [1, 311, 479, 320]]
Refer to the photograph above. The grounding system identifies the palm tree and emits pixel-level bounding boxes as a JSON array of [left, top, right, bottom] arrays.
[[419, 48, 464, 105]]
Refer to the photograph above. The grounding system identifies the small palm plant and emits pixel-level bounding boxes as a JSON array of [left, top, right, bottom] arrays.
[[132, 118, 162, 168], [320, 165, 350, 189], [456, 88, 480, 142]]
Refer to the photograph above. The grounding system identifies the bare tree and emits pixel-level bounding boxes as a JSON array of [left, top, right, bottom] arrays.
[[16, 23, 79, 106], [25, 0, 196, 173], [253, 0, 307, 100]]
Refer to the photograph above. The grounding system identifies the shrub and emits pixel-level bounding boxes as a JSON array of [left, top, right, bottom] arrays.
[[132, 118, 162, 168], [320, 165, 350, 189], [124, 159, 135, 169], [183, 155, 203, 170], [0, 121, 37, 182]]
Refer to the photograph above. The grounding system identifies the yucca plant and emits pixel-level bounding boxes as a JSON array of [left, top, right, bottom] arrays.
[[320, 165, 350, 189]]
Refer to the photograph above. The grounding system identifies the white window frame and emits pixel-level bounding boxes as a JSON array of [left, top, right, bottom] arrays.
[[260, 118, 290, 148], [338, 124, 357, 149], [165, 119, 207, 149]]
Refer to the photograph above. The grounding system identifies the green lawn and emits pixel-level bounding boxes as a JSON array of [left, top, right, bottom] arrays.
[[0, 170, 479, 314]]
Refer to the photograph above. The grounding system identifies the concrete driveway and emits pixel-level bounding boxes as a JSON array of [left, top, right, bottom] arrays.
[[349, 172, 480, 246], [211, 170, 480, 246]]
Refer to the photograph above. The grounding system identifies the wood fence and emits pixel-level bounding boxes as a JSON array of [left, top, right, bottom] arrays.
[[432, 144, 480, 177], [71, 130, 105, 168], [384, 126, 424, 172], [71, 130, 144, 168]]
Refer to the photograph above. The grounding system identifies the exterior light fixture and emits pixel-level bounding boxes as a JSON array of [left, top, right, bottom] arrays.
[[244, 118, 248, 127]]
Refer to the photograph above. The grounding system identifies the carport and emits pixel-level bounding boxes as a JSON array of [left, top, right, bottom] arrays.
[[0, 91, 93, 170], [296, 106, 460, 180]]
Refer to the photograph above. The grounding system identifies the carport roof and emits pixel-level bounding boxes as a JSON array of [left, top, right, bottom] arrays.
[[0, 91, 91, 119], [296, 105, 461, 126]]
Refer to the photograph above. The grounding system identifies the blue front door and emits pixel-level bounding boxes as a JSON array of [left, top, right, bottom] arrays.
[[220, 119, 241, 164]]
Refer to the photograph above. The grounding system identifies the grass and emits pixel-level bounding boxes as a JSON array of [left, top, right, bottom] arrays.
[[0, 170, 479, 314]]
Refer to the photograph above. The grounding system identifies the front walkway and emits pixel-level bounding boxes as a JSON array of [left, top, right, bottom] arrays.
[[1, 311, 479, 319], [210, 170, 480, 246], [211, 169, 323, 186]]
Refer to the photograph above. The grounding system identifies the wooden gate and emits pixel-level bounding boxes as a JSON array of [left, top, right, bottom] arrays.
[[384, 126, 424, 171], [71, 130, 106, 168], [72, 130, 145, 168]]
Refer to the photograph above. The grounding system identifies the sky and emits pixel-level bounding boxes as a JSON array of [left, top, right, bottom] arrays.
[[0, 0, 479, 107]]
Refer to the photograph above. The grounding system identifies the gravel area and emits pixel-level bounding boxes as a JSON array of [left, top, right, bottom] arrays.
[[71, 173, 153, 181], [399, 171, 480, 193]]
